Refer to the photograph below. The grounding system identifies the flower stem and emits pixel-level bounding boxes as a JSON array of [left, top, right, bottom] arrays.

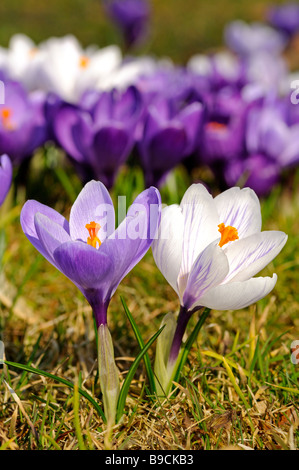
[[168, 305, 193, 367]]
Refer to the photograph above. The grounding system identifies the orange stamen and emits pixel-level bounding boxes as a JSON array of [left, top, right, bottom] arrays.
[[86, 221, 101, 248], [0, 108, 15, 130], [218, 222, 239, 247], [79, 56, 90, 68], [206, 121, 227, 131], [29, 47, 38, 58]]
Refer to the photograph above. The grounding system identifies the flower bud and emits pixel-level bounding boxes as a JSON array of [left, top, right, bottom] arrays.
[[98, 324, 120, 425], [154, 312, 177, 396]]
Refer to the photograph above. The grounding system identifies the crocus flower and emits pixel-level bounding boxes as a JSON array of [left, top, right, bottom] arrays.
[[137, 97, 204, 187], [21, 179, 161, 325], [198, 87, 249, 169], [0, 34, 42, 91], [224, 153, 281, 197], [104, 0, 150, 49], [53, 86, 143, 188], [223, 95, 299, 196], [152, 183, 287, 393], [21, 179, 161, 422], [9, 34, 122, 103], [224, 20, 287, 57], [267, 2, 299, 38], [0, 154, 12, 206], [0, 79, 47, 165], [187, 51, 247, 92]]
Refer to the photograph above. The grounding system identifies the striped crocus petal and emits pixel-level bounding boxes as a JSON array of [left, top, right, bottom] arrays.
[[178, 184, 219, 286], [198, 274, 278, 311], [182, 241, 229, 310], [214, 187, 262, 239], [151, 204, 184, 295], [223, 230, 288, 283]]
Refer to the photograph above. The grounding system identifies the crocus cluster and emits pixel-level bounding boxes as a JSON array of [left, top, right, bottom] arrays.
[[0, 3, 299, 196], [20, 178, 287, 416]]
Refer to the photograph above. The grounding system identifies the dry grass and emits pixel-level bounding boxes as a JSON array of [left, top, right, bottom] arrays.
[[0, 161, 298, 450]]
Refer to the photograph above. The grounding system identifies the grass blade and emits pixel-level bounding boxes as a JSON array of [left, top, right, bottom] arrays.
[[116, 325, 164, 423], [120, 295, 156, 394], [4, 360, 106, 422]]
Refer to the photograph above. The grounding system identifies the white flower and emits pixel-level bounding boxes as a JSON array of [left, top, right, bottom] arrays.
[[35, 35, 122, 102], [152, 184, 287, 312]]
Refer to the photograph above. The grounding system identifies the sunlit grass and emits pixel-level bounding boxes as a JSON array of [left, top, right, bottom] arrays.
[[0, 154, 298, 450]]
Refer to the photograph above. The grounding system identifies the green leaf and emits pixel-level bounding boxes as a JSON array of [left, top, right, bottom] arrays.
[[120, 295, 156, 394], [116, 325, 165, 423], [4, 360, 106, 422]]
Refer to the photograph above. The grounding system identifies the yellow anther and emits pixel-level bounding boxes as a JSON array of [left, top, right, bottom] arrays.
[[86, 221, 101, 248], [218, 222, 239, 247]]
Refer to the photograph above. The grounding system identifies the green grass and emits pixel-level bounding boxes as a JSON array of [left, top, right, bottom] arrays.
[[0, 0, 299, 451], [0, 152, 298, 450], [0, 0, 291, 63]]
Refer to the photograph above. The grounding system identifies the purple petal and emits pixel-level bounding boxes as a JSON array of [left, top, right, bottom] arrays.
[[92, 125, 132, 169], [53, 105, 92, 162], [53, 240, 114, 300], [34, 212, 71, 264], [20, 200, 69, 263], [69, 180, 115, 243], [101, 186, 161, 295]]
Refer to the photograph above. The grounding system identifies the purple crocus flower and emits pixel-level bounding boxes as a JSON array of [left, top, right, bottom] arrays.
[[187, 51, 248, 93], [198, 88, 250, 169], [0, 154, 12, 206], [21, 179, 161, 424], [0, 80, 48, 165], [224, 154, 281, 197], [52, 86, 143, 189], [104, 0, 150, 49], [20, 179, 161, 327], [137, 97, 204, 187], [224, 20, 288, 57], [268, 2, 299, 38], [224, 96, 299, 196]]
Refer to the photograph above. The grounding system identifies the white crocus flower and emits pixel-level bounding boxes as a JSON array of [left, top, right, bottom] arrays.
[[152, 184, 287, 394], [2, 34, 43, 90], [24, 35, 122, 102], [153, 184, 287, 311]]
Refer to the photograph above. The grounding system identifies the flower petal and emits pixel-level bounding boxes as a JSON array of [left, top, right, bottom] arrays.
[[223, 230, 287, 282], [69, 180, 115, 242], [214, 186, 262, 238], [183, 242, 229, 310], [20, 200, 69, 263], [199, 274, 277, 310], [53, 241, 114, 297], [102, 186, 161, 295], [34, 212, 71, 264], [178, 184, 219, 283], [152, 204, 184, 295]]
